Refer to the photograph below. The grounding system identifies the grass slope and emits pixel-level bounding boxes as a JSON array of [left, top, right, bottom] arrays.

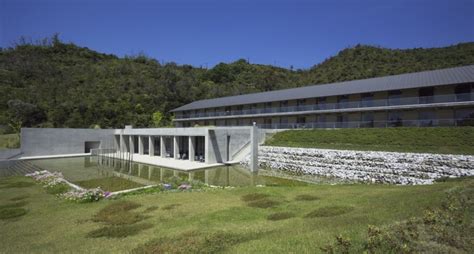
[[265, 127, 474, 155], [0, 175, 471, 253]]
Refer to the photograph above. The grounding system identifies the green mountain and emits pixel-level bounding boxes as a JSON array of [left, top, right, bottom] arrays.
[[1, 36, 473, 130]]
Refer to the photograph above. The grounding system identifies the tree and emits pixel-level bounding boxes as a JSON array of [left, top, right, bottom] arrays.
[[7, 99, 46, 133], [151, 111, 164, 127]]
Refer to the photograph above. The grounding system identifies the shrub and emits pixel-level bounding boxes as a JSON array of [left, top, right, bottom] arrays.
[[267, 212, 295, 221], [305, 206, 354, 218]]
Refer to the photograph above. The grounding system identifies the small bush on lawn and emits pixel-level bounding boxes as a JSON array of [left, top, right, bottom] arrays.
[[241, 193, 270, 202], [267, 212, 295, 221], [93, 201, 144, 225], [131, 231, 254, 254], [87, 223, 153, 238], [305, 205, 354, 218], [247, 199, 279, 209], [295, 194, 320, 201], [9, 194, 30, 201], [0, 208, 27, 220]]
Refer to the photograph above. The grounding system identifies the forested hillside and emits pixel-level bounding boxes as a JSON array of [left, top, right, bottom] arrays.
[[1, 35, 473, 131]]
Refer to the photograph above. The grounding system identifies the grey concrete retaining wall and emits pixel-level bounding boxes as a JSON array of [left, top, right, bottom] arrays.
[[242, 146, 474, 185], [21, 128, 115, 157]]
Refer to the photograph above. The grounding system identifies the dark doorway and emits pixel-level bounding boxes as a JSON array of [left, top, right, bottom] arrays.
[[84, 141, 100, 153]]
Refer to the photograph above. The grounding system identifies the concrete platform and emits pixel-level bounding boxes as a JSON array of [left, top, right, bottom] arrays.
[[19, 153, 91, 160], [126, 154, 225, 171]]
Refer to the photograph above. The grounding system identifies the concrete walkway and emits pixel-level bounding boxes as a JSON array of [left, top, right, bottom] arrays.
[[125, 154, 225, 171]]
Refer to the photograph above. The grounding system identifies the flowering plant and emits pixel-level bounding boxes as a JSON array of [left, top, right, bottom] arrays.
[[26, 170, 105, 202], [60, 188, 105, 203]]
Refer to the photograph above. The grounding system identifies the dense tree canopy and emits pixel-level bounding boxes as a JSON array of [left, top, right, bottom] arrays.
[[1, 36, 473, 131]]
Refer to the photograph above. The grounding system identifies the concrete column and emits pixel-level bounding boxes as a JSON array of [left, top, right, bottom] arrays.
[[138, 164, 143, 177], [188, 172, 194, 181], [138, 136, 144, 155], [250, 123, 259, 172], [160, 136, 166, 158], [188, 136, 195, 161], [173, 170, 178, 177], [120, 135, 125, 154], [205, 132, 210, 164], [129, 136, 135, 154], [173, 136, 179, 159], [149, 136, 154, 157], [204, 169, 209, 185], [148, 167, 153, 179], [160, 168, 164, 182]]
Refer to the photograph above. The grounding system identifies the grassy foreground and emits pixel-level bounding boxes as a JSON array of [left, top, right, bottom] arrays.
[[0, 175, 472, 253], [0, 134, 20, 149], [265, 127, 474, 155]]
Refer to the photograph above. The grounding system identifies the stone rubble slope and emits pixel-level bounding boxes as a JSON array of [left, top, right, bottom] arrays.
[[241, 146, 474, 185]]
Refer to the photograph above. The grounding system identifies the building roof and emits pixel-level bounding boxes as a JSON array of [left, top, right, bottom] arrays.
[[170, 65, 474, 112]]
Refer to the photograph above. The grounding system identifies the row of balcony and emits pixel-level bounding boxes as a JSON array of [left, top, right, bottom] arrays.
[[176, 92, 473, 119], [256, 117, 474, 129]]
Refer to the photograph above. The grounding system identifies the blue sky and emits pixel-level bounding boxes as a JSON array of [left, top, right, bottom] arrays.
[[1, 0, 473, 69]]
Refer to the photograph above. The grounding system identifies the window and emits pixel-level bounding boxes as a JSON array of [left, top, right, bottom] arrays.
[[264, 102, 272, 113], [264, 118, 272, 128], [455, 84, 472, 102], [455, 109, 474, 126], [297, 99, 306, 111], [360, 112, 374, 127], [337, 95, 349, 109], [316, 97, 327, 110], [388, 90, 402, 106], [388, 111, 403, 127], [419, 87, 434, 104], [361, 93, 374, 107], [419, 111, 436, 126], [225, 106, 231, 115], [280, 101, 288, 112], [297, 116, 306, 128], [336, 114, 348, 128]]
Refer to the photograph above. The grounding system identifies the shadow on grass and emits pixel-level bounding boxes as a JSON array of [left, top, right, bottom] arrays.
[[295, 194, 320, 201], [87, 223, 153, 238], [247, 199, 280, 209], [241, 193, 270, 202], [144, 206, 159, 213], [267, 212, 295, 221], [0, 181, 35, 189], [131, 230, 262, 254], [9, 194, 30, 201], [0, 201, 29, 220], [92, 201, 146, 225], [305, 205, 354, 218], [162, 204, 181, 210]]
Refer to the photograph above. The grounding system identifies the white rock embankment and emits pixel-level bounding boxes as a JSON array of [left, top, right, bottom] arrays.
[[241, 146, 474, 185]]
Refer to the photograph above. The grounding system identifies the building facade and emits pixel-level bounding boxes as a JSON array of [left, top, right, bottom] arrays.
[[171, 65, 474, 129]]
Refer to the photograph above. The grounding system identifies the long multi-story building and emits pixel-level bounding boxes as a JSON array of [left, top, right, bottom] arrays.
[[171, 65, 474, 128]]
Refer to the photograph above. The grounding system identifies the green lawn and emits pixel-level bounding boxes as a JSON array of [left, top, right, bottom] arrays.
[[0, 175, 471, 253], [265, 127, 474, 155], [0, 134, 20, 149]]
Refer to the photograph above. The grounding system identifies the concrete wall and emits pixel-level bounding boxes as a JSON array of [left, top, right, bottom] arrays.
[[21, 128, 115, 157]]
